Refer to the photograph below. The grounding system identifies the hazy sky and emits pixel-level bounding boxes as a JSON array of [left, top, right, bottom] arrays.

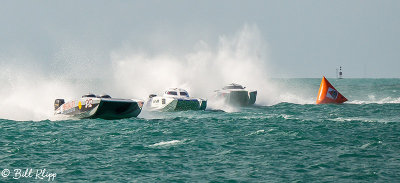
[[1, 0, 399, 78]]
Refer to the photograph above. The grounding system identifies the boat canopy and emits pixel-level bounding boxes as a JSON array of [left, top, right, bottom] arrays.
[[82, 93, 96, 98], [223, 83, 245, 90], [82, 93, 112, 98], [99, 94, 111, 98], [165, 88, 190, 97]]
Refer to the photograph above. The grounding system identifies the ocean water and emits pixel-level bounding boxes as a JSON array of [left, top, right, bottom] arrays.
[[1, 79, 400, 182]]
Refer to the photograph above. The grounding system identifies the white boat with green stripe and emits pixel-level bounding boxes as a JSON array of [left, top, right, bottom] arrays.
[[146, 88, 207, 111]]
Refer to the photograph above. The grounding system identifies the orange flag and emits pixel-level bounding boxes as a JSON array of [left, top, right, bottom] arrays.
[[316, 76, 348, 104]]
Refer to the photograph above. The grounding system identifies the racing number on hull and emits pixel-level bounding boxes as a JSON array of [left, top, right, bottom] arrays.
[[85, 99, 93, 108]]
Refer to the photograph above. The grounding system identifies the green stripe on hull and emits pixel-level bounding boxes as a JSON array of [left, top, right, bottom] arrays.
[[174, 100, 206, 111], [200, 100, 207, 110]]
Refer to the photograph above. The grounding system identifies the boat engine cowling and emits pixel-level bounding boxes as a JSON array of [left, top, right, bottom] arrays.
[[54, 99, 65, 110]]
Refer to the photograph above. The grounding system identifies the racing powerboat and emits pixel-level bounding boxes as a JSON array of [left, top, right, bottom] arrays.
[[54, 94, 144, 119], [146, 88, 207, 111], [215, 83, 257, 106]]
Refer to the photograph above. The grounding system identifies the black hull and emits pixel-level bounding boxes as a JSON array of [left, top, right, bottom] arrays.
[[228, 91, 250, 106], [218, 90, 257, 107], [248, 91, 257, 105], [89, 99, 142, 119], [56, 98, 142, 120]]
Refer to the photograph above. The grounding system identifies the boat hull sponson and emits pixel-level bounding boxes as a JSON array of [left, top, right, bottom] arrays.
[[90, 99, 142, 119], [175, 99, 207, 111], [216, 83, 257, 106], [248, 91, 257, 105], [217, 90, 257, 107], [227, 91, 250, 106]]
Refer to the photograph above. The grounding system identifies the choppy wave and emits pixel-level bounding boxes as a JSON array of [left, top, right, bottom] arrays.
[[1, 98, 400, 182], [149, 140, 185, 147], [349, 96, 400, 104]]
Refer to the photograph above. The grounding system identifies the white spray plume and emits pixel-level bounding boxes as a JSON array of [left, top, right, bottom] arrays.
[[111, 24, 280, 108], [0, 64, 80, 121], [0, 24, 320, 121]]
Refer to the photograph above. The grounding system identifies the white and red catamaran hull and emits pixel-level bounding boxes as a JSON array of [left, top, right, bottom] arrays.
[[55, 97, 143, 119]]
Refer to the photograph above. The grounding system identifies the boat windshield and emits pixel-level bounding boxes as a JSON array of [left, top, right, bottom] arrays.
[[223, 85, 244, 89], [180, 92, 189, 97], [99, 94, 111, 98], [167, 91, 178, 95], [82, 94, 96, 98]]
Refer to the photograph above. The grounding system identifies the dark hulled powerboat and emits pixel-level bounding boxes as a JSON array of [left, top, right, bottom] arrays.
[[215, 83, 257, 106], [54, 94, 143, 119]]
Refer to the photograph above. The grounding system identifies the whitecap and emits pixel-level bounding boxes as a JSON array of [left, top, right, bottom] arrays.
[[360, 143, 371, 149], [149, 140, 184, 147]]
